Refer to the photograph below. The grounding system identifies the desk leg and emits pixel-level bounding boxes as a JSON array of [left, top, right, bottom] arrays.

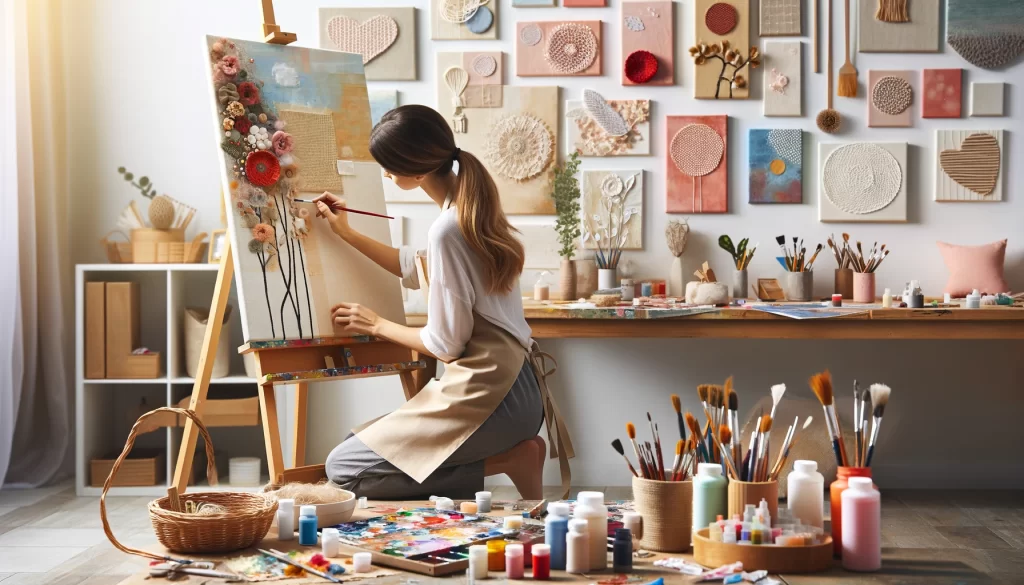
[[259, 382, 286, 483], [410, 351, 437, 398], [292, 382, 308, 468]]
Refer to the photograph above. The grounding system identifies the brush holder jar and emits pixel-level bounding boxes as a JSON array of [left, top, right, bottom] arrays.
[[631, 477, 693, 552], [783, 271, 814, 302], [853, 273, 876, 303], [558, 259, 576, 301], [732, 269, 748, 299], [834, 268, 854, 299], [830, 467, 875, 556], [727, 480, 778, 523], [598, 268, 618, 290]]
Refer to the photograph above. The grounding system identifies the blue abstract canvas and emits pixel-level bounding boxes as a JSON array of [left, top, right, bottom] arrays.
[[368, 89, 398, 128], [749, 129, 802, 204]]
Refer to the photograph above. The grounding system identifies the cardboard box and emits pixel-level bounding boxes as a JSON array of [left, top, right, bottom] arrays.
[[85, 282, 106, 378]]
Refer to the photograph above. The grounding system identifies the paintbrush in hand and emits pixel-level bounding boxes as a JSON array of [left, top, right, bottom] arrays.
[[626, 423, 649, 478], [297, 198, 395, 220], [611, 438, 638, 477], [865, 384, 891, 467], [810, 370, 849, 467]]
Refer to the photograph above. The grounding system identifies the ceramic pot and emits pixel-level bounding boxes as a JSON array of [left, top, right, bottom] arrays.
[[783, 271, 814, 302], [834, 268, 854, 299], [853, 272, 875, 303], [559, 259, 576, 301], [598, 268, 618, 290], [732, 270, 748, 299]]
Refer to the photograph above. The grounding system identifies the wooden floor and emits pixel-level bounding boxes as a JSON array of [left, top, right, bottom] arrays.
[[1, 484, 1023, 584]]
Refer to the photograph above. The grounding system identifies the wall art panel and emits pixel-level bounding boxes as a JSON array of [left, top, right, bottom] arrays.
[[948, 0, 1024, 69], [922, 69, 962, 119], [319, 8, 417, 80], [868, 70, 914, 128], [431, 0, 498, 40], [970, 82, 1006, 117], [859, 0, 940, 53], [935, 130, 1003, 202], [749, 129, 802, 204], [665, 115, 728, 213], [620, 1, 675, 85], [818, 142, 908, 223], [581, 170, 644, 250], [763, 41, 802, 116], [516, 21, 603, 77], [565, 90, 651, 157], [692, 0, 752, 99], [760, 0, 801, 36]]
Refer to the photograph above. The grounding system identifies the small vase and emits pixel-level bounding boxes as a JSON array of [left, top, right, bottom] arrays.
[[598, 268, 618, 290], [559, 259, 576, 301], [853, 272, 876, 303], [669, 257, 685, 297], [732, 269, 748, 299], [576, 258, 598, 298], [783, 271, 813, 302], [834, 268, 854, 299]]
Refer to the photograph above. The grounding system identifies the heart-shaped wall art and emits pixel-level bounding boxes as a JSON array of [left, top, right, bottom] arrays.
[[326, 15, 399, 65], [939, 133, 1000, 196]]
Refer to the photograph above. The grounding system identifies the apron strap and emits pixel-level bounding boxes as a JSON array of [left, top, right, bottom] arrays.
[[528, 342, 575, 500]]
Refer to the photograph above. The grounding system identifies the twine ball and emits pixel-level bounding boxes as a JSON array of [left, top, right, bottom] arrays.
[[148, 195, 175, 229]]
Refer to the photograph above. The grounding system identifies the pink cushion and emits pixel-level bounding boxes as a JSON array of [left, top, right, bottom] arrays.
[[937, 239, 1009, 297]]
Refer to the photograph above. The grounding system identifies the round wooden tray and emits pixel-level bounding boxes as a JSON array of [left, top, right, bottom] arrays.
[[692, 528, 835, 573]]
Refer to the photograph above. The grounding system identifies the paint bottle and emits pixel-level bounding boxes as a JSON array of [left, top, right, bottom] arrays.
[[505, 543, 525, 579], [545, 502, 570, 570], [468, 545, 488, 581], [692, 463, 728, 534], [352, 552, 372, 573], [531, 544, 551, 580], [476, 491, 492, 513], [621, 512, 642, 542], [277, 498, 295, 541], [573, 491, 608, 571], [298, 505, 318, 546], [787, 460, 824, 529], [434, 497, 455, 511], [321, 527, 340, 557], [966, 289, 982, 309], [487, 539, 507, 571], [565, 519, 590, 573], [621, 279, 635, 301], [461, 501, 479, 514], [612, 529, 632, 572], [831, 466, 873, 555], [882, 288, 893, 308], [841, 477, 881, 572]]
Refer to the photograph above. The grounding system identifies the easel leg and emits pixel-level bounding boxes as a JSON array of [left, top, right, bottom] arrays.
[[259, 381, 286, 484], [409, 351, 437, 398], [172, 243, 234, 494], [292, 382, 309, 468]]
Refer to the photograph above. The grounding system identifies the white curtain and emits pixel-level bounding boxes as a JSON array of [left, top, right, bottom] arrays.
[[0, 0, 73, 487]]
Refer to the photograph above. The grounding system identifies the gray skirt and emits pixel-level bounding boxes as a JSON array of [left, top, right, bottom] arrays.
[[325, 358, 544, 500]]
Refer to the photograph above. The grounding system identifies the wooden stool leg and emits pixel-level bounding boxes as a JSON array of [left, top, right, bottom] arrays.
[[259, 382, 286, 483], [292, 382, 309, 468]]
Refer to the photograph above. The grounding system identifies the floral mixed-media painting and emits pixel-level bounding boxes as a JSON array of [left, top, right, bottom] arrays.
[[205, 36, 405, 341], [582, 170, 643, 250], [749, 129, 802, 204], [565, 90, 650, 156]]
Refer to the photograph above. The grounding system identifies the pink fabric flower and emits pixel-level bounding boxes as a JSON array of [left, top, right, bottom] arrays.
[[237, 82, 260, 106], [271, 131, 294, 156], [217, 55, 240, 77]]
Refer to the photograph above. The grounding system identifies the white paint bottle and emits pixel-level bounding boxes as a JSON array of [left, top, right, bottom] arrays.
[[573, 491, 607, 571], [277, 498, 294, 540], [565, 519, 590, 574], [787, 460, 825, 529]]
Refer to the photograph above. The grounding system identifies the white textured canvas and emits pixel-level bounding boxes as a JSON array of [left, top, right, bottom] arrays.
[[565, 97, 651, 156], [760, 0, 801, 36], [581, 170, 644, 250], [818, 142, 908, 223], [970, 83, 1006, 117], [763, 41, 802, 117], [934, 130, 1004, 202]]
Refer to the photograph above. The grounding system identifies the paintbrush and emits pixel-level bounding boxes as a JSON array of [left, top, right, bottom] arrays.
[[611, 439, 639, 477], [655, 423, 666, 480], [805, 244, 824, 271], [697, 384, 711, 417], [769, 416, 814, 481], [837, 0, 858, 97], [755, 415, 774, 482], [685, 412, 710, 463], [769, 384, 786, 421], [295, 198, 395, 220], [745, 421, 761, 482], [670, 394, 687, 446], [626, 423, 649, 479], [859, 385, 872, 465], [718, 425, 739, 479], [775, 235, 792, 271], [853, 380, 862, 467], [260, 549, 343, 583], [671, 439, 683, 481], [727, 390, 741, 474], [767, 418, 797, 481], [648, 413, 664, 480], [865, 384, 891, 467], [810, 370, 849, 467]]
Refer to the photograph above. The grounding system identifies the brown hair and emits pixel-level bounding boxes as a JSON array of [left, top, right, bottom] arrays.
[[369, 105, 524, 294]]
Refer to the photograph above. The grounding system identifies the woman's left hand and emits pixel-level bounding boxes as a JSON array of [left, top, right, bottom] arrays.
[[332, 302, 381, 335]]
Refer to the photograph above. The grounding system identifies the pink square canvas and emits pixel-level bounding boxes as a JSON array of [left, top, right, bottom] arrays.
[[868, 70, 914, 128], [565, 0, 607, 6], [665, 115, 728, 213], [516, 21, 603, 77], [922, 69, 962, 118], [621, 1, 675, 86]]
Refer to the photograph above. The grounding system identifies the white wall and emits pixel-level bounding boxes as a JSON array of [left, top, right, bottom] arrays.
[[65, 0, 1023, 488]]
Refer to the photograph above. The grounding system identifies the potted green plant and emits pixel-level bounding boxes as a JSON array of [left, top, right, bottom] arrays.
[[551, 152, 582, 300]]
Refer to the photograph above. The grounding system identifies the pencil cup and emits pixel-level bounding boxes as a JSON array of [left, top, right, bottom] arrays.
[[834, 268, 854, 299], [783, 271, 813, 302], [598, 268, 618, 290], [732, 270, 748, 300], [831, 467, 875, 557], [853, 272, 876, 303], [727, 480, 778, 523], [631, 477, 693, 552]]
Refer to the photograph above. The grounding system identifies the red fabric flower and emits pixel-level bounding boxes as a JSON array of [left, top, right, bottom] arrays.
[[233, 116, 252, 134], [237, 81, 260, 106], [624, 51, 659, 84], [245, 151, 281, 187]]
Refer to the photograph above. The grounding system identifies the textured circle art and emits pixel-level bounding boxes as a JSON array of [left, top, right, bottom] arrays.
[[770, 160, 787, 175], [545, 23, 598, 74], [822, 144, 903, 215], [767, 129, 801, 164], [669, 124, 724, 177], [485, 114, 553, 182], [705, 3, 739, 35], [471, 54, 497, 77], [440, 0, 482, 24], [872, 76, 913, 115], [624, 50, 659, 83], [520, 23, 542, 46], [948, 0, 1024, 70], [465, 5, 493, 34], [624, 15, 645, 32]]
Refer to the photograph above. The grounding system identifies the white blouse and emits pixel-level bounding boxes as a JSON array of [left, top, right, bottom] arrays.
[[398, 206, 532, 362]]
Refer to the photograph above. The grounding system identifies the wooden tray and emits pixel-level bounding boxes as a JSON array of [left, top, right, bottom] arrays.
[[90, 450, 164, 487], [174, 396, 259, 427], [692, 528, 834, 573]]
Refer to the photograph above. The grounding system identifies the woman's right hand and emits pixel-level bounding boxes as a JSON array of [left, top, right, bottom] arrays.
[[314, 192, 351, 239]]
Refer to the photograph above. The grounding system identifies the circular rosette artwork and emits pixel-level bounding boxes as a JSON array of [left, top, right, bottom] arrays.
[[544, 23, 598, 75], [822, 143, 902, 214], [485, 113, 553, 182], [245, 150, 282, 187], [624, 50, 659, 84], [669, 124, 724, 177]]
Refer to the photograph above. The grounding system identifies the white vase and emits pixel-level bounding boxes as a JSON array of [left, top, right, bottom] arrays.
[[598, 268, 618, 290], [669, 257, 685, 297]]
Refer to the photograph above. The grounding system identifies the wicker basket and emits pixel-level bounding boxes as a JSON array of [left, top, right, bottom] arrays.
[[100, 407, 277, 559], [631, 476, 693, 552], [100, 230, 132, 263]]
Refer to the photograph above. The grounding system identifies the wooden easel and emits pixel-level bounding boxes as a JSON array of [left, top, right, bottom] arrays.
[[171, 3, 428, 494]]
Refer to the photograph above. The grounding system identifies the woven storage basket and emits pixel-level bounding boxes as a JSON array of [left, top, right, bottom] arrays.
[[100, 407, 277, 557], [631, 476, 692, 552]]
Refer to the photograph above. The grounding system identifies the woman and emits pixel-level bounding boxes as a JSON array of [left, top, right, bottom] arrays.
[[317, 105, 573, 500]]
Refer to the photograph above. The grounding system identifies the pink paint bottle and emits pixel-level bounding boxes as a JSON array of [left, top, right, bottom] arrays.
[[841, 477, 881, 572]]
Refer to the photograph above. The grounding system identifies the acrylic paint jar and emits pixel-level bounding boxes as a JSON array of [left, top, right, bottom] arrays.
[[787, 460, 825, 529], [531, 543, 551, 580], [841, 477, 881, 571], [565, 519, 590, 573], [620, 279, 635, 301], [612, 528, 632, 573], [782, 271, 813, 302], [468, 545, 488, 580], [298, 505, 318, 546], [277, 498, 295, 541], [476, 491, 492, 513], [545, 502, 570, 570], [834, 268, 854, 299], [574, 491, 608, 570], [727, 480, 778, 526], [352, 552, 372, 573], [831, 466, 875, 556], [321, 527, 340, 557], [853, 272, 876, 303], [460, 501, 478, 514], [598, 268, 618, 290], [622, 511, 642, 541], [505, 543, 525, 579], [487, 539, 506, 571], [732, 269, 748, 299], [631, 476, 693, 552], [692, 463, 728, 535]]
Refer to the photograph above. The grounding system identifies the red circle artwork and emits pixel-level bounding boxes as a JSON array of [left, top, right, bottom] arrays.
[[245, 151, 281, 187], [705, 3, 738, 35], [624, 51, 659, 84]]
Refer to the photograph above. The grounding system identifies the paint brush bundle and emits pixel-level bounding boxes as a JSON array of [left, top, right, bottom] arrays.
[[829, 233, 889, 273], [616, 414, 688, 481], [810, 371, 893, 468], [776, 235, 821, 272]]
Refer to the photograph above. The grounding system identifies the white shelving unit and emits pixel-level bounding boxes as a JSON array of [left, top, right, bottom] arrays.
[[74, 264, 291, 497]]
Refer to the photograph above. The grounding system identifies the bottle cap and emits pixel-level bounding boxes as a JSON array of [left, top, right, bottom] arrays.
[[300, 505, 317, 517], [548, 502, 570, 517], [698, 463, 722, 476], [577, 491, 604, 507], [503, 516, 524, 530], [568, 519, 589, 533], [505, 543, 524, 557], [277, 498, 294, 514], [468, 544, 488, 559], [849, 477, 874, 491], [322, 527, 340, 539], [532, 544, 551, 556], [614, 528, 631, 540], [476, 491, 492, 501], [794, 460, 817, 473], [434, 497, 455, 510]]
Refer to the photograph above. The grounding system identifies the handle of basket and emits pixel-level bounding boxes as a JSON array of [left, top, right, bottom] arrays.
[[100, 407, 219, 561]]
